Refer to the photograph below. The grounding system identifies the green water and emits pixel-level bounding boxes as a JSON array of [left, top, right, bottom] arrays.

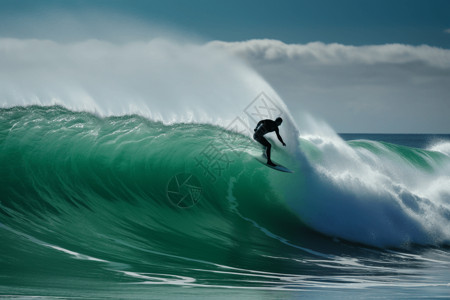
[[1, 106, 449, 298]]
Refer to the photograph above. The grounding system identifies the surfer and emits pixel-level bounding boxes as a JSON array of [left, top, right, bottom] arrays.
[[253, 117, 286, 166]]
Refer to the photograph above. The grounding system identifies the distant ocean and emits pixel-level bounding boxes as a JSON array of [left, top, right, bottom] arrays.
[[1, 106, 449, 299], [340, 133, 450, 149]]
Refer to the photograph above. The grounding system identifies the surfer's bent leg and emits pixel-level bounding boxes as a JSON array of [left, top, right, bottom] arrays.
[[253, 134, 273, 165]]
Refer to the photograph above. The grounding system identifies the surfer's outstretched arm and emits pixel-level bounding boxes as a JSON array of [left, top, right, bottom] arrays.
[[275, 128, 286, 146]]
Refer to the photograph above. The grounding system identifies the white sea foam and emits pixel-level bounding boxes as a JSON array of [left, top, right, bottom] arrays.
[[429, 141, 450, 157], [288, 116, 450, 247], [0, 38, 284, 128]]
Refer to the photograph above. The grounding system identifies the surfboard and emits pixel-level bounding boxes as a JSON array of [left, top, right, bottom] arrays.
[[255, 155, 293, 173]]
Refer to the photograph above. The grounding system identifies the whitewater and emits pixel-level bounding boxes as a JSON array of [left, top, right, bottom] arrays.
[[1, 38, 449, 298]]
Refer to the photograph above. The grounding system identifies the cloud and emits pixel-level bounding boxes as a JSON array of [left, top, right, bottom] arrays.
[[208, 39, 450, 68], [208, 39, 450, 133], [445, 29, 450, 34]]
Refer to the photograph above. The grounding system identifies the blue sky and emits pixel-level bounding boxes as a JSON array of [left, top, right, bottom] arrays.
[[1, 0, 449, 133], [1, 0, 449, 47]]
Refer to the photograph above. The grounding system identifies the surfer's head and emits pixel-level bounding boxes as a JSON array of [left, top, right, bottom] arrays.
[[275, 117, 283, 126]]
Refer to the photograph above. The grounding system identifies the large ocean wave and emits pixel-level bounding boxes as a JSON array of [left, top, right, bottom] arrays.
[[1, 105, 449, 255], [1, 38, 450, 294]]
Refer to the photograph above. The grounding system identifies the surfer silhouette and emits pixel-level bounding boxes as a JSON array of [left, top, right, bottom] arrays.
[[253, 117, 286, 166]]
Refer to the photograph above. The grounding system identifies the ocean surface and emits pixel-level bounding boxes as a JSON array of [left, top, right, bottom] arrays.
[[1, 105, 449, 299]]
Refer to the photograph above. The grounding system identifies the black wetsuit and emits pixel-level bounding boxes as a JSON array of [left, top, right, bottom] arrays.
[[253, 119, 277, 146], [253, 119, 284, 165]]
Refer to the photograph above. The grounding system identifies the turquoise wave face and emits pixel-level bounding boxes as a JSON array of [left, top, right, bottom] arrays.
[[0, 106, 307, 269]]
